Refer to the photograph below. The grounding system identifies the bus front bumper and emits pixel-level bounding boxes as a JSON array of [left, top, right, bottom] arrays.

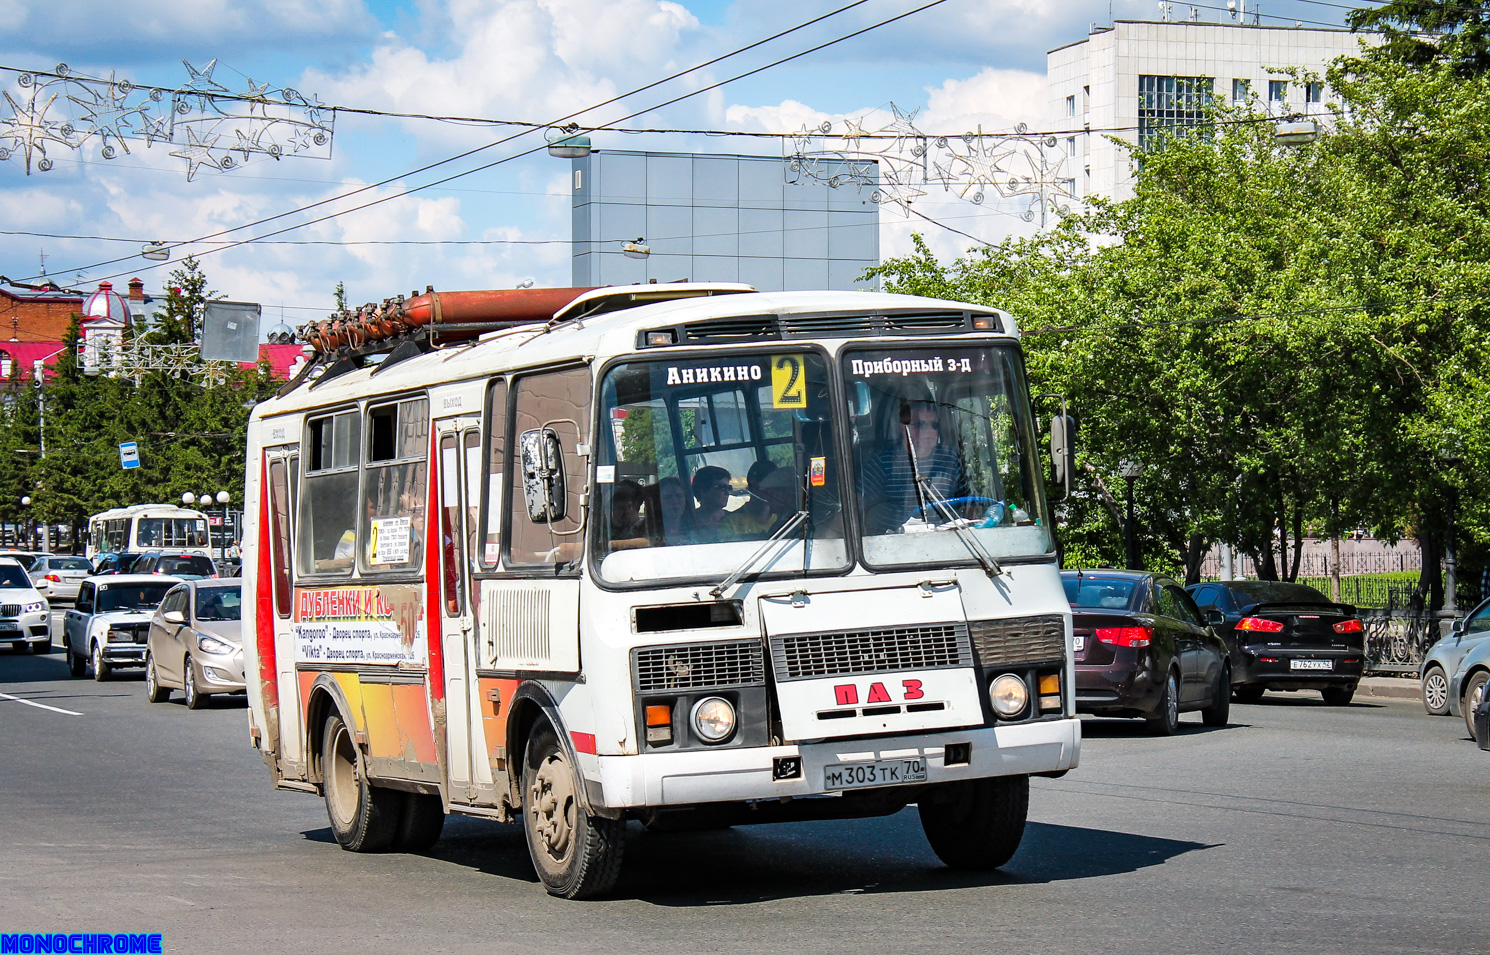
[[593, 716, 1081, 809]]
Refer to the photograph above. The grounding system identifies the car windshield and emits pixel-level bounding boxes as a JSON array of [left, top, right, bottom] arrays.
[[97, 583, 175, 611], [594, 352, 848, 585], [157, 556, 215, 577], [52, 558, 93, 572], [1227, 582, 1330, 610], [195, 586, 242, 621], [1063, 575, 1140, 610], [0, 565, 32, 588], [844, 344, 1052, 567]]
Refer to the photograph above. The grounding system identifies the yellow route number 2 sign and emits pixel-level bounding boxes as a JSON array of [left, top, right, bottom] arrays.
[[770, 354, 807, 409]]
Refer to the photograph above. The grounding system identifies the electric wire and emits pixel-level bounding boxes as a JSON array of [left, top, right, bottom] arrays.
[[20, 0, 880, 283]]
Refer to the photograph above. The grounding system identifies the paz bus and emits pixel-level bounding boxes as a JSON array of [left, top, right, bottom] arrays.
[[86, 504, 212, 562], [242, 283, 1080, 898]]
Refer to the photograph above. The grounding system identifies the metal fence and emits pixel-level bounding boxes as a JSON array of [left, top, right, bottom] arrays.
[[1362, 609, 1439, 673], [1199, 548, 1421, 580]]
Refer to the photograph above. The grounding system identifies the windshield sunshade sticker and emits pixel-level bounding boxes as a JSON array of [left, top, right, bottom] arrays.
[[293, 584, 424, 666], [848, 356, 974, 377], [663, 362, 764, 386]]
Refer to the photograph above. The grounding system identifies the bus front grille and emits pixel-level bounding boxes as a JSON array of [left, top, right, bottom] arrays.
[[967, 615, 1066, 668], [633, 640, 766, 692], [770, 623, 973, 681]]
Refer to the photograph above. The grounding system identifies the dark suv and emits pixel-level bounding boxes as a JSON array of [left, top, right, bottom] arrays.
[[1187, 580, 1365, 705], [132, 552, 218, 580]]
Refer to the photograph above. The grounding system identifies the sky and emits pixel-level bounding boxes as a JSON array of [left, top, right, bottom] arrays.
[[0, 0, 1362, 335]]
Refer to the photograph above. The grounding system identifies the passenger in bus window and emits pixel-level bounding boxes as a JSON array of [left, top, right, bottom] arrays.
[[721, 461, 779, 540], [690, 466, 733, 541], [607, 480, 649, 551], [645, 476, 693, 546], [861, 400, 966, 534]]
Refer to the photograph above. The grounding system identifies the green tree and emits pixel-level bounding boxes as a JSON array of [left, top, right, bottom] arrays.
[[1348, 1, 1490, 75]]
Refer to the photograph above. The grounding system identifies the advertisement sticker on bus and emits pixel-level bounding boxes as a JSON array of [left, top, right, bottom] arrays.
[[293, 584, 425, 665]]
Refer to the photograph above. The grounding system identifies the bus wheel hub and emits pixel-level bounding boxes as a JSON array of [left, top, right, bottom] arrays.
[[531, 752, 575, 858]]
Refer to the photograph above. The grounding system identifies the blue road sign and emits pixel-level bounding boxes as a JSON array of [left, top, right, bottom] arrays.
[[119, 441, 141, 469]]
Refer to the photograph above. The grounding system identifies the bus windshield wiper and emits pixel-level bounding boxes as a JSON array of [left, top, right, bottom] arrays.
[[709, 510, 809, 598], [917, 477, 1004, 578]]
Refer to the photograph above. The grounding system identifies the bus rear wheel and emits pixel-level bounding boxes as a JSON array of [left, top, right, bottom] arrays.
[[521, 723, 624, 899], [322, 712, 401, 852], [918, 774, 1029, 870]]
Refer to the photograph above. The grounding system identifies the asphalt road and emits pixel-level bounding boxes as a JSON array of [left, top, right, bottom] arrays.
[[2, 616, 1487, 955]]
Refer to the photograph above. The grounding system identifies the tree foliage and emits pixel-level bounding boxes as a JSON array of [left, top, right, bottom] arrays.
[[871, 52, 1490, 597]]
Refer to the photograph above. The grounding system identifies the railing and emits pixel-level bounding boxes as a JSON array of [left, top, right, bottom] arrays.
[[1362, 609, 1439, 673], [1199, 548, 1421, 580]]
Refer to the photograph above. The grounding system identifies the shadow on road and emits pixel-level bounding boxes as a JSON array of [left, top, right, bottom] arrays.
[[1079, 718, 1246, 738], [323, 810, 1215, 904]]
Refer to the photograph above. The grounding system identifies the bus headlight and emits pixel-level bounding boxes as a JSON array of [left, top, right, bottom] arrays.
[[989, 674, 1029, 719], [690, 697, 736, 743]]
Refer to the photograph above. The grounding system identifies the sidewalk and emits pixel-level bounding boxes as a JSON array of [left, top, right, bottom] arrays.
[[1357, 675, 1420, 701]]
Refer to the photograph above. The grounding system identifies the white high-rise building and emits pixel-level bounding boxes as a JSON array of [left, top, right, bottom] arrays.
[[1048, 20, 1372, 202]]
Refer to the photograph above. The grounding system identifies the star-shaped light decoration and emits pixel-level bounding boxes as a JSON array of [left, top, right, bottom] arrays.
[[67, 73, 151, 158], [169, 126, 222, 180], [1, 88, 76, 173]]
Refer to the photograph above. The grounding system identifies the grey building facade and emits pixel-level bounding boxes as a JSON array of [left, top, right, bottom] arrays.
[[571, 149, 879, 291]]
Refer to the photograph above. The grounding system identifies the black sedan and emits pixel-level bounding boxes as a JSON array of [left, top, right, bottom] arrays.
[[1062, 570, 1232, 735], [1186, 580, 1365, 705]]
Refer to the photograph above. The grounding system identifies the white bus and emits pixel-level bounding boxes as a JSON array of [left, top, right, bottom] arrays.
[[86, 504, 212, 561], [243, 284, 1080, 898]]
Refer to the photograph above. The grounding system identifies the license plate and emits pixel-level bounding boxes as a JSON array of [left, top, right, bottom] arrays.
[[1073, 635, 1085, 652], [0, 622, 17, 631], [824, 758, 927, 791], [1290, 659, 1332, 671]]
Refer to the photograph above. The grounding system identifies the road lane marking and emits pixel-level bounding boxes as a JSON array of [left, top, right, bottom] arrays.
[[0, 691, 82, 715]]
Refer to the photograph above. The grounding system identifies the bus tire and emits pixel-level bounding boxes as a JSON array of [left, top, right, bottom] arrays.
[[322, 712, 401, 853], [521, 723, 624, 899], [918, 774, 1029, 871], [394, 792, 445, 853]]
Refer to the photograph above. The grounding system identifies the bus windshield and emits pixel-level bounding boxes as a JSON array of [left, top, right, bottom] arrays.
[[595, 351, 848, 584], [843, 344, 1052, 567], [137, 517, 208, 549]]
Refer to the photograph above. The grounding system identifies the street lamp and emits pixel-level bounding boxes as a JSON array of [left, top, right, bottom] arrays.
[[1438, 435, 1464, 637], [1119, 458, 1142, 570], [19, 496, 30, 549]]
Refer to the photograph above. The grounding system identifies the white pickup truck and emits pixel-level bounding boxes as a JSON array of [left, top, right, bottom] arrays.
[[64, 574, 180, 680]]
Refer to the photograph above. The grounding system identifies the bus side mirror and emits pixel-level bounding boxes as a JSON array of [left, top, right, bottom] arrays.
[[520, 428, 567, 523], [1048, 413, 1075, 500]]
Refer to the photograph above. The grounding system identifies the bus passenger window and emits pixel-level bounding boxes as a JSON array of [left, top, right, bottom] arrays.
[[480, 380, 507, 569], [298, 410, 361, 575], [361, 397, 429, 573]]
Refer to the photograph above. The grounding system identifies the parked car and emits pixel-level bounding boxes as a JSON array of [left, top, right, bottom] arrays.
[[0, 557, 52, 653], [132, 551, 218, 580], [63, 575, 180, 680], [1474, 685, 1490, 751], [1418, 598, 1490, 716], [1447, 637, 1490, 742], [28, 555, 95, 603], [144, 579, 245, 709], [1063, 570, 1231, 734], [0, 550, 47, 572], [92, 552, 146, 575], [1187, 580, 1365, 705]]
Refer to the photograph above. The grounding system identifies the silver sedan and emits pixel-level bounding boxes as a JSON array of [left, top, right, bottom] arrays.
[[143, 579, 245, 710], [29, 555, 95, 603]]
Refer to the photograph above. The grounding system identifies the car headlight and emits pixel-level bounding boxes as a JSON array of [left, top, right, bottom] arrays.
[[22, 601, 45, 614], [989, 674, 1029, 719], [197, 635, 234, 655], [690, 697, 736, 743]]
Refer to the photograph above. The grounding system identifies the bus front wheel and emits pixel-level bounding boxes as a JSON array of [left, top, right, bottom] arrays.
[[521, 723, 624, 899], [322, 713, 400, 852], [918, 774, 1029, 870]]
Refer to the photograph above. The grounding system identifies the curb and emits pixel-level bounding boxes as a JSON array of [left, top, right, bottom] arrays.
[[1358, 678, 1420, 701]]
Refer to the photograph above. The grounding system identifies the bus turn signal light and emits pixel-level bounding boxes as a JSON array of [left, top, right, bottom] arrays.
[[1038, 673, 1060, 695], [645, 704, 673, 744], [1237, 617, 1285, 632]]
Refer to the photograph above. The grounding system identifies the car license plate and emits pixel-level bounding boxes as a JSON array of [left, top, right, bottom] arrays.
[[0, 622, 17, 631], [1290, 659, 1332, 671], [824, 758, 927, 791], [1073, 635, 1085, 652]]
